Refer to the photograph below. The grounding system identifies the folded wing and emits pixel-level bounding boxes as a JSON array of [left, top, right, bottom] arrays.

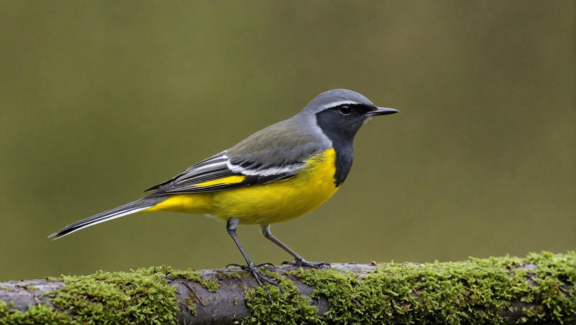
[[144, 151, 296, 195], [145, 118, 329, 196]]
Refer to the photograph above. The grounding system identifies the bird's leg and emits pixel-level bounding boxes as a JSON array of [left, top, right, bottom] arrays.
[[262, 225, 330, 269], [225, 218, 283, 298]]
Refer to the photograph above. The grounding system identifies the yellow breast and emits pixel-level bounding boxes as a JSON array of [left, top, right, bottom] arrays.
[[143, 148, 340, 225], [212, 148, 339, 224]]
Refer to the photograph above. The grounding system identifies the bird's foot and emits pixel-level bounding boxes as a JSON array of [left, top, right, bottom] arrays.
[[282, 258, 331, 269], [226, 262, 283, 299]]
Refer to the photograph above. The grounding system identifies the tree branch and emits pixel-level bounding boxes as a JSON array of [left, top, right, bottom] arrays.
[[1, 252, 573, 324]]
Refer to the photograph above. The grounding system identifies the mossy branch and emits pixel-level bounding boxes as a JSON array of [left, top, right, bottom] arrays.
[[0, 252, 574, 324]]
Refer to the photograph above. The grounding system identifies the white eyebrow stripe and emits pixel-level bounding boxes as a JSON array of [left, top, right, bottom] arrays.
[[321, 100, 360, 110]]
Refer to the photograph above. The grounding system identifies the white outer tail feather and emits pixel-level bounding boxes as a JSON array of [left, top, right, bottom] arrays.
[[49, 207, 150, 240]]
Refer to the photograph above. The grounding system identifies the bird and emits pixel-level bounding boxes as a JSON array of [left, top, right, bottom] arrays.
[[49, 89, 398, 296]]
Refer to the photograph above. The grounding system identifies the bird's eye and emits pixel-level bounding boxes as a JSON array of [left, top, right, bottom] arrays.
[[339, 106, 352, 115]]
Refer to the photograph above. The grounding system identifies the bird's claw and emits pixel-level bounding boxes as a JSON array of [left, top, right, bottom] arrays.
[[226, 262, 275, 270], [226, 263, 244, 269], [225, 262, 283, 299], [282, 258, 331, 269]]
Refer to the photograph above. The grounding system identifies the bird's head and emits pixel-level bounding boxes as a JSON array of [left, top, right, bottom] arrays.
[[302, 89, 398, 141]]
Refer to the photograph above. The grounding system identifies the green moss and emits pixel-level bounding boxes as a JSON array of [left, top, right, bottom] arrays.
[[202, 279, 219, 293], [1, 265, 220, 324], [281, 251, 574, 325], [169, 267, 219, 293], [223, 271, 244, 280], [1, 266, 180, 325], [183, 297, 197, 316], [19, 285, 37, 292], [53, 266, 180, 325], [1, 301, 72, 324], [1, 253, 573, 324], [241, 269, 321, 324]]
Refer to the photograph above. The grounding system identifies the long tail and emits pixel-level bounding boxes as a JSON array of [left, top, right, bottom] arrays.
[[48, 197, 165, 240]]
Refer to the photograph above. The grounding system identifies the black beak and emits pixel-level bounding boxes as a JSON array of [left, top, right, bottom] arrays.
[[367, 107, 398, 116]]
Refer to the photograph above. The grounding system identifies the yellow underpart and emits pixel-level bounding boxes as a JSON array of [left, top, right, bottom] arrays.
[[143, 193, 213, 214], [142, 148, 339, 225], [194, 175, 246, 187]]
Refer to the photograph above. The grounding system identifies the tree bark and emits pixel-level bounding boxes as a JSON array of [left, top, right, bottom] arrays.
[[1, 254, 574, 324]]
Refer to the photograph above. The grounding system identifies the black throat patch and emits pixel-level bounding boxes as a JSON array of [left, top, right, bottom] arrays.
[[315, 110, 360, 187]]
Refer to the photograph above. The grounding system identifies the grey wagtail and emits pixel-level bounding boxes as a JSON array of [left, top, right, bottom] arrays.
[[49, 89, 398, 296]]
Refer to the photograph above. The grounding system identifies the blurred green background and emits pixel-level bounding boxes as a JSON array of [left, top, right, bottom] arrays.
[[0, 1, 573, 281]]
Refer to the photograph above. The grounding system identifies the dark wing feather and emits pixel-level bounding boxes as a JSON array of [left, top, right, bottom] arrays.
[[145, 119, 328, 196], [143, 151, 229, 192], [145, 151, 297, 196]]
